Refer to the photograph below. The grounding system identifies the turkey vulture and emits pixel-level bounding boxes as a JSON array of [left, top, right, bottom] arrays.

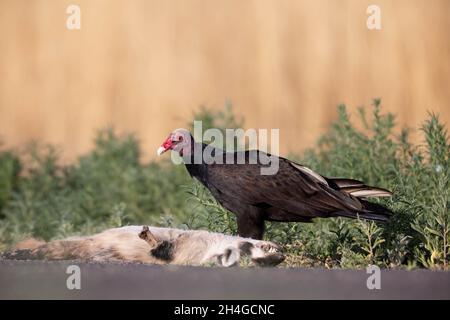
[[157, 128, 393, 240]]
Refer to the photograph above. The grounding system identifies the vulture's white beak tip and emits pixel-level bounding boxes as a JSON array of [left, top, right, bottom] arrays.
[[157, 147, 166, 156]]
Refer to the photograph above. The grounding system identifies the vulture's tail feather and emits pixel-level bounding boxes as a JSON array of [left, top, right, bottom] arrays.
[[327, 178, 392, 198], [333, 200, 392, 222]]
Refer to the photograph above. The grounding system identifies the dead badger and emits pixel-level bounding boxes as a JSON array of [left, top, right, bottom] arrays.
[[2, 226, 285, 267]]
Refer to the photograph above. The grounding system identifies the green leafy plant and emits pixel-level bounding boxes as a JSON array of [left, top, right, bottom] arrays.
[[0, 101, 448, 270]]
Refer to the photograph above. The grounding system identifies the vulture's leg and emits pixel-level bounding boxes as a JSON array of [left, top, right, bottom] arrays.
[[236, 207, 265, 240], [212, 192, 266, 239]]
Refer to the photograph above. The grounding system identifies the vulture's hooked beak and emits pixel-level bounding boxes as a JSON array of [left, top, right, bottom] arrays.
[[156, 146, 167, 156], [157, 134, 175, 156]]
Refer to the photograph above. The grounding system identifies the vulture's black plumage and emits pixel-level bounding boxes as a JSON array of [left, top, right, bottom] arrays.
[[158, 129, 393, 239]]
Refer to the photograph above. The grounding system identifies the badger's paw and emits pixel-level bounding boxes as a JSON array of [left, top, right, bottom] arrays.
[[239, 241, 285, 267], [255, 241, 282, 254]]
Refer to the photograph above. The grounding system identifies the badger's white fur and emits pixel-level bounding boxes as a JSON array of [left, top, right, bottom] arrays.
[[2, 226, 285, 267]]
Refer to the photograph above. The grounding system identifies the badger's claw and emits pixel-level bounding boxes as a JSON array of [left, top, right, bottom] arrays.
[[256, 242, 282, 254], [251, 241, 285, 267], [138, 226, 159, 248]]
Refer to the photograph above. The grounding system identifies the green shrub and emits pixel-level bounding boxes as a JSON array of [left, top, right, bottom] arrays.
[[0, 129, 192, 246], [0, 101, 448, 269], [0, 150, 20, 215], [184, 101, 449, 270]]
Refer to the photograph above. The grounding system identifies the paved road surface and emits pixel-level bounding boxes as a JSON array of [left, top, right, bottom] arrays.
[[0, 260, 449, 299]]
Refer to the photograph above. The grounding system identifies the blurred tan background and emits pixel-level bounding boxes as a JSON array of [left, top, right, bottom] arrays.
[[0, 0, 449, 161]]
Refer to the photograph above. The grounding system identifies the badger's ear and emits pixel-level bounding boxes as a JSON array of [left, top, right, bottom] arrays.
[[138, 226, 159, 248]]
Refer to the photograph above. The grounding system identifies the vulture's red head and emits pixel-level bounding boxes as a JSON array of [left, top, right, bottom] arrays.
[[157, 128, 192, 156]]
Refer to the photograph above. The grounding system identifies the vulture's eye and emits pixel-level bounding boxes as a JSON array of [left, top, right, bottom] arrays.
[[178, 136, 183, 142]]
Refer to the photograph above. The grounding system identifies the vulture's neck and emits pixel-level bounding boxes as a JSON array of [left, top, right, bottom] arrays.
[[183, 142, 210, 184]]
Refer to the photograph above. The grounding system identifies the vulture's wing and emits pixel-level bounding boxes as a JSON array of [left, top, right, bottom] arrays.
[[205, 151, 366, 218]]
